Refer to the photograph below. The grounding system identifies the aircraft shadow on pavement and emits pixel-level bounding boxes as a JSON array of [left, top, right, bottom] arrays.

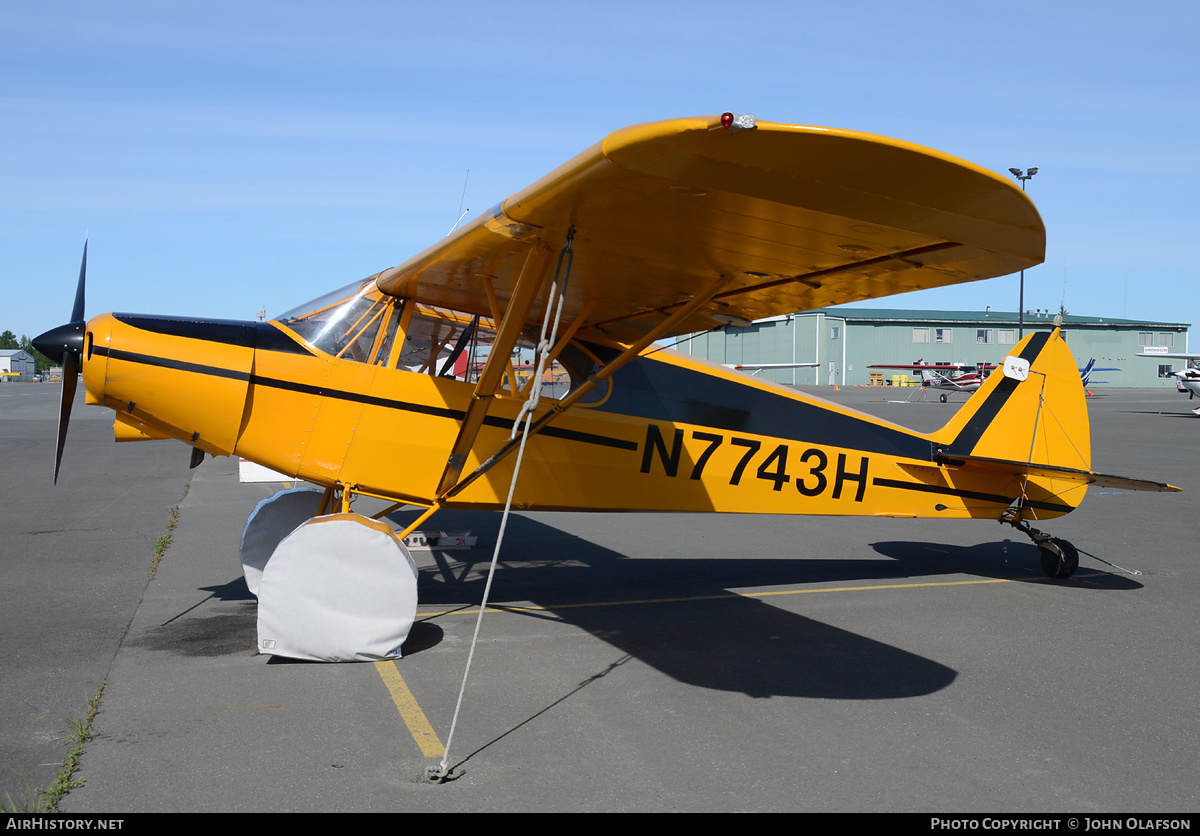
[[129, 509, 1139, 690], [395, 510, 958, 700], [867, 540, 1144, 591]]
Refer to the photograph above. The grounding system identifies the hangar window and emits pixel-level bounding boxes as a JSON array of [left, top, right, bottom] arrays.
[[1157, 332, 1175, 347], [1159, 364, 1174, 379], [976, 329, 992, 344], [1138, 332, 1153, 347], [830, 325, 841, 340], [998, 329, 1015, 345], [913, 328, 929, 344], [935, 328, 952, 343]]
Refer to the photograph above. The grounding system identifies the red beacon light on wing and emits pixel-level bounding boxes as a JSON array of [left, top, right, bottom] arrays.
[[720, 112, 757, 130]]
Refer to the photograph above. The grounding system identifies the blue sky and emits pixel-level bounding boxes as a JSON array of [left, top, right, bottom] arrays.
[[4, 1, 1197, 341]]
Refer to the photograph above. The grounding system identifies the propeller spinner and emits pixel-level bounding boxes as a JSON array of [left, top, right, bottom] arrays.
[[32, 240, 88, 484]]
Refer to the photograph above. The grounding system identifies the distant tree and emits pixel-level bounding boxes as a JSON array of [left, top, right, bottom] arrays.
[[19, 335, 53, 372], [0, 330, 18, 349]]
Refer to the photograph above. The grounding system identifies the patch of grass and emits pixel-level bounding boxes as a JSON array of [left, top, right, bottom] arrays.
[[40, 685, 104, 811], [148, 504, 180, 581], [3, 685, 104, 813]]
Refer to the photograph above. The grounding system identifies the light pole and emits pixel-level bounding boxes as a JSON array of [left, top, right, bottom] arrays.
[[1008, 167, 1038, 338]]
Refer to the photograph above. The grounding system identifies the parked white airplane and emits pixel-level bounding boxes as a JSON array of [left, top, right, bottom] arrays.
[[1141, 352, 1200, 414], [869, 360, 991, 402]]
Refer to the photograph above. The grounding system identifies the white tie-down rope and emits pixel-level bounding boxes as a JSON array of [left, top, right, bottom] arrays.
[[432, 232, 574, 781]]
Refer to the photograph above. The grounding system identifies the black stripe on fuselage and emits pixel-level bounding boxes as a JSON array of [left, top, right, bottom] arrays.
[[872, 477, 1012, 506], [945, 331, 1050, 457], [112, 314, 313, 355], [94, 347, 638, 452], [98, 346, 251, 381], [872, 476, 1073, 514]]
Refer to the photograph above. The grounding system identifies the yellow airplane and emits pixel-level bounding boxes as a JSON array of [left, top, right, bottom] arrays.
[[34, 114, 1178, 581]]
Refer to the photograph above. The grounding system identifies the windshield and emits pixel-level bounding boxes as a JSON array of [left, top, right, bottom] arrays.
[[276, 281, 388, 361]]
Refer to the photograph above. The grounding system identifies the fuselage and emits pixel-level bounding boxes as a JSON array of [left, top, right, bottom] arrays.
[[76, 283, 1090, 523], [919, 368, 984, 392], [1173, 367, 1200, 398]]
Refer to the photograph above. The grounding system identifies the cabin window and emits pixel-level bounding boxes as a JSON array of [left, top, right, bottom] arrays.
[[391, 302, 568, 396], [278, 283, 573, 397], [554, 341, 610, 404]]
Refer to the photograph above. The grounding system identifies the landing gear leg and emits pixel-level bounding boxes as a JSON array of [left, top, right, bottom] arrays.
[[1002, 516, 1079, 579]]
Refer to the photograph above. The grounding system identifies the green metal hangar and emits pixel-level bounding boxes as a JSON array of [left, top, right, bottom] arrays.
[[674, 308, 1191, 389]]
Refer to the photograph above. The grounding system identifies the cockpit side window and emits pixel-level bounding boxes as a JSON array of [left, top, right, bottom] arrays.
[[277, 285, 579, 400]]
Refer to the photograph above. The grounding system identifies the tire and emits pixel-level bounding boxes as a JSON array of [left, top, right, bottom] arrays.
[[1039, 540, 1079, 579]]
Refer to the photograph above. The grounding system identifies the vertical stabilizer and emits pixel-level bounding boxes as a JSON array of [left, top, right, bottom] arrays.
[[929, 328, 1091, 519]]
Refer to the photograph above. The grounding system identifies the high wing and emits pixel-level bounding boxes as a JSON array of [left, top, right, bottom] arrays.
[[728, 362, 822, 370], [869, 363, 970, 370], [373, 115, 1044, 345]]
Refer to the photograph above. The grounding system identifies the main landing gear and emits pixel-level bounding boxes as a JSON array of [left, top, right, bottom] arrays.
[[1002, 515, 1079, 579], [240, 487, 419, 661]]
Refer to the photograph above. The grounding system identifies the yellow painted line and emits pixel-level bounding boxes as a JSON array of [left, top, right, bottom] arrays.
[[416, 572, 1097, 618], [374, 660, 445, 758]]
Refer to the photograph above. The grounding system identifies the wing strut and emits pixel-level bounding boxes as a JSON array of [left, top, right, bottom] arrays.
[[433, 242, 556, 496]]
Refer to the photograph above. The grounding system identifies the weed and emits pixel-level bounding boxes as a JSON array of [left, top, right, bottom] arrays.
[[148, 504, 180, 581], [39, 683, 105, 812]]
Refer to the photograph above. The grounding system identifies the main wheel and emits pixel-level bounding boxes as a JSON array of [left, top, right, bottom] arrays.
[[939, 393, 948, 403], [1039, 539, 1079, 579]]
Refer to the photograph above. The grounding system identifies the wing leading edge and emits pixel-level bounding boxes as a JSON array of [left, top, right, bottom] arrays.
[[375, 115, 1045, 344]]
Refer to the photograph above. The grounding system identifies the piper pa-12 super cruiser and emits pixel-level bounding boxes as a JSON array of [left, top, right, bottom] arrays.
[[35, 114, 1179, 658]]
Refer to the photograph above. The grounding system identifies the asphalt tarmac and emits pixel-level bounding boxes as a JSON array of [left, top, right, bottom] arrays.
[[4, 382, 1197, 812], [0, 383, 193, 808]]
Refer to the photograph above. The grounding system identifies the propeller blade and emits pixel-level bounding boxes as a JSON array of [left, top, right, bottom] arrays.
[[34, 238, 89, 485], [71, 239, 87, 323], [53, 351, 80, 484]]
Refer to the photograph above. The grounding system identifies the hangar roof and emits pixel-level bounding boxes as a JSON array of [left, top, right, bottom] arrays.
[[795, 308, 1189, 329]]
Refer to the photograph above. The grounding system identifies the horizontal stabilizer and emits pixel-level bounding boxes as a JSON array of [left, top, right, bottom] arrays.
[[938, 453, 1181, 493]]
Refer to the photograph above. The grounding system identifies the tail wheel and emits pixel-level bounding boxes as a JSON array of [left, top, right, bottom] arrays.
[[1038, 539, 1079, 579]]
